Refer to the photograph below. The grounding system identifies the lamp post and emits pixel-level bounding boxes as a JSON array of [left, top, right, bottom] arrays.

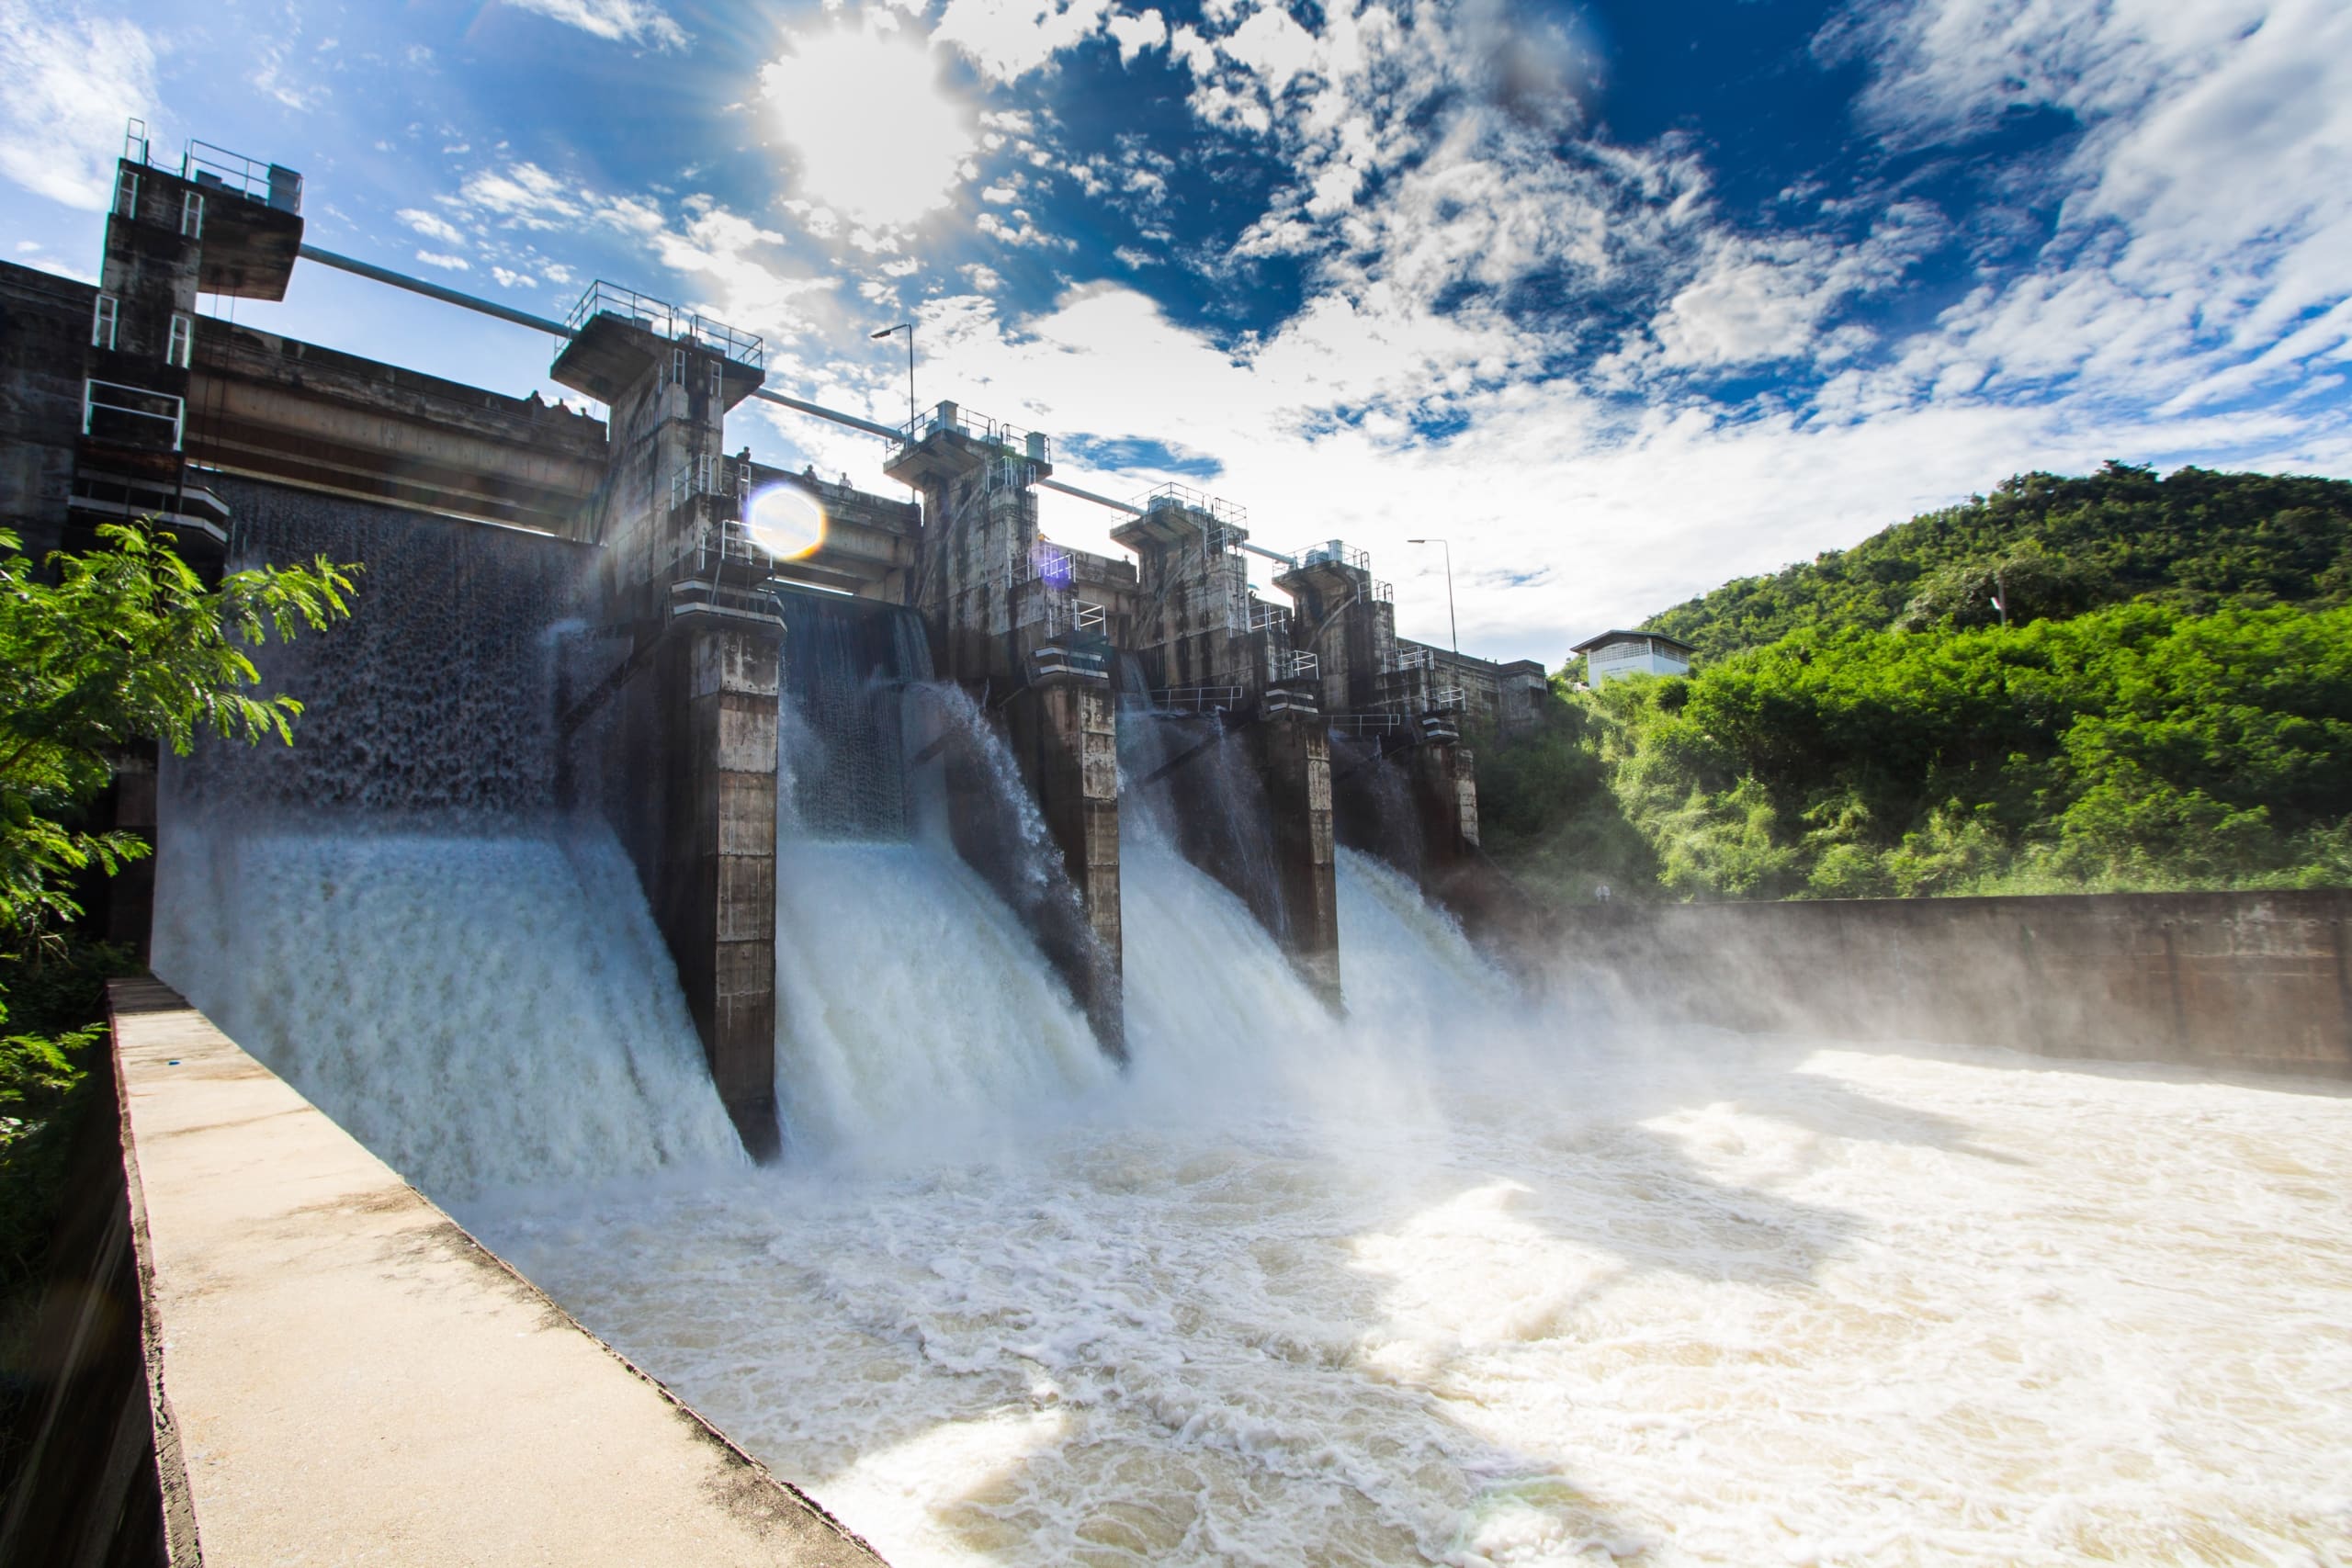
[[1407, 536, 1457, 659], [871, 322, 914, 430]]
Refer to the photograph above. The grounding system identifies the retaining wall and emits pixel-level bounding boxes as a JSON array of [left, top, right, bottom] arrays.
[[0, 979, 888, 1565], [1550, 889, 2352, 1076]]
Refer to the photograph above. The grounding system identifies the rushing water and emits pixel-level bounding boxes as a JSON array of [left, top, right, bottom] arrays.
[[153, 818, 745, 1196], [458, 847, 2352, 1567], [150, 502, 2352, 1562]]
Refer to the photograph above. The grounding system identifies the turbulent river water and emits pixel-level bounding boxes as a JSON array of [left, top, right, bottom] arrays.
[[447, 845, 2351, 1568]]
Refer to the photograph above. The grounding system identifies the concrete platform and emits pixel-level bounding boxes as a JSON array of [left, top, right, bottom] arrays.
[[107, 977, 888, 1565]]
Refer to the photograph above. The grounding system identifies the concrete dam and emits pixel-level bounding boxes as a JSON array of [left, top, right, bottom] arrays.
[[6, 132, 2351, 1567]]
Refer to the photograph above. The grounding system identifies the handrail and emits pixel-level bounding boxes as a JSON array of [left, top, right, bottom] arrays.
[[897, 400, 1049, 465], [563, 280, 765, 369], [83, 379, 186, 451]]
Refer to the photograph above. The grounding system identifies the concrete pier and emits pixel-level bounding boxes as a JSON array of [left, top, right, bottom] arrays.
[[1006, 651, 1126, 1056], [1253, 692, 1342, 1010], [0, 979, 889, 1564]]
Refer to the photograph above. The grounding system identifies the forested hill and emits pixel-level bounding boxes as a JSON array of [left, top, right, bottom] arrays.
[[1641, 464, 2352, 660]]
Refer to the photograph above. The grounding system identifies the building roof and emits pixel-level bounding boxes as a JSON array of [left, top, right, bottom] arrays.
[[1570, 628, 1697, 656]]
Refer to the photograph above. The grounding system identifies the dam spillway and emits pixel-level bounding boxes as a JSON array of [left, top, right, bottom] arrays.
[[10, 131, 2350, 1565]]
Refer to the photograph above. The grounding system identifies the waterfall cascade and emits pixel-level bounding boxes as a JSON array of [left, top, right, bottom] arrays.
[[152, 487, 743, 1201]]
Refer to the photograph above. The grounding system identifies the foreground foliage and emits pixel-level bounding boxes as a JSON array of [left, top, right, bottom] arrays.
[[0, 524, 354, 1298], [1484, 467, 2352, 903]]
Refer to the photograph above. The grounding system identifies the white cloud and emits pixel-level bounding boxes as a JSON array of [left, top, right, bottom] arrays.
[[619, 0, 2351, 660], [491, 266, 537, 288], [414, 251, 470, 271], [934, 0, 1114, 83], [499, 0, 686, 51], [1105, 7, 1168, 65], [0, 4, 162, 210], [759, 17, 979, 229], [398, 208, 467, 245]]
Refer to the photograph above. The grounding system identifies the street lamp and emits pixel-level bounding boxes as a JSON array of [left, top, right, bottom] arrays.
[[1407, 537, 1457, 659], [871, 322, 914, 430]]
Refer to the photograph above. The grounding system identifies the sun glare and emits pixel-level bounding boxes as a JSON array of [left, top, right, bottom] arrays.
[[743, 481, 827, 559], [759, 17, 978, 230]]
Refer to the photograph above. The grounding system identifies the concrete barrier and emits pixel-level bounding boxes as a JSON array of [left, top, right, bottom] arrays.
[[2, 978, 888, 1565], [1550, 889, 2352, 1076]]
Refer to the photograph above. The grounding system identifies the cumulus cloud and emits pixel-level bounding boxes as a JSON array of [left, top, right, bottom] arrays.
[[499, 0, 686, 51], [934, 0, 1114, 83], [0, 3, 162, 209]]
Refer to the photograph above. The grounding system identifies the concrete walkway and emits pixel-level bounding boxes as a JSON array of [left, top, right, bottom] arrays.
[[111, 977, 888, 1566]]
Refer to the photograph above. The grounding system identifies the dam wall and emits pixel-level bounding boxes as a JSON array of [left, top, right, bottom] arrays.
[[0, 979, 888, 1567], [1551, 888, 2352, 1077]]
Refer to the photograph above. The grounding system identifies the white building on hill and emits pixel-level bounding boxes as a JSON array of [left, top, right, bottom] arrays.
[[1572, 629, 1695, 687]]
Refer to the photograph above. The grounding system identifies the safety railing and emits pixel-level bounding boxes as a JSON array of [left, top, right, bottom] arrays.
[[1074, 601, 1108, 633], [1013, 542, 1077, 588], [1330, 714, 1406, 739], [1136, 481, 1247, 527], [1151, 687, 1245, 714], [898, 401, 1050, 465], [564, 280, 765, 368], [1430, 687, 1466, 712], [1393, 646, 1436, 672], [1282, 650, 1320, 681], [1369, 579, 1394, 604], [694, 518, 768, 574], [1299, 539, 1371, 573], [82, 379, 186, 450], [1246, 598, 1290, 634], [182, 140, 301, 214], [668, 454, 742, 512]]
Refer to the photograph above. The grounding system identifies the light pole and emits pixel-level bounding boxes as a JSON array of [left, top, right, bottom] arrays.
[[871, 322, 914, 430], [1407, 537, 1457, 659]]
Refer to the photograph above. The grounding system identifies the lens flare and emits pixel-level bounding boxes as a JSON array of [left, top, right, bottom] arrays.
[[742, 482, 826, 560]]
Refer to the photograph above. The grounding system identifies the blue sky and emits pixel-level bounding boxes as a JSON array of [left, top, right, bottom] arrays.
[[6, 0, 2348, 661]]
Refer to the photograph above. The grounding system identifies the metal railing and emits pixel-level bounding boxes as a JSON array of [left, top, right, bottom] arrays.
[[1283, 650, 1320, 681], [1394, 647, 1436, 672], [1330, 714, 1405, 739], [1013, 542, 1077, 588], [668, 454, 742, 512], [564, 280, 765, 368], [82, 379, 185, 450], [1246, 598, 1290, 634], [1370, 579, 1394, 604], [182, 140, 301, 214], [1430, 687, 1467, 712], [1300, 539, 1370, 572], [898, 401, 1050, 465], [1151, 686, 1245, 714], [1074, 601, 1108, 633], [1136, 481, 1247, 526], [694, 518, 766, 574]]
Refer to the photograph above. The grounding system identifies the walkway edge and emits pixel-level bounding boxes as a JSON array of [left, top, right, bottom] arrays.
[[107, 976, 888, 1566]]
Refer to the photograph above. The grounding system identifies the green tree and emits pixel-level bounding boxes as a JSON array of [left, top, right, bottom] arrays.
[[0, 522, 355, 1287]]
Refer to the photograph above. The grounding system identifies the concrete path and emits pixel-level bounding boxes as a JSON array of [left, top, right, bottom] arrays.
[[111, 977, 888, 1566]]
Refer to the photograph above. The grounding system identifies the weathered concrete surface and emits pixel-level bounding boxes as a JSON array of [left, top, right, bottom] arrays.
[[1252, 705, 1342, 1010], [1550, 890, 2352, 1077], [99, 977, 887, 1565], [1003, 664, 1125, 1059], [0, 1019, 186, 1568]]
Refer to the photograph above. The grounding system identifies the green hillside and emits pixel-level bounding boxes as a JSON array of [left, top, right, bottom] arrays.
[[1478, 464, 2352, 902], [1642, 464, 2352, 660]]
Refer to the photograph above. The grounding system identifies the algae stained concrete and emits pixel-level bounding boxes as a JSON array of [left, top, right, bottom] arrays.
[[107, 978, 886, 1566]]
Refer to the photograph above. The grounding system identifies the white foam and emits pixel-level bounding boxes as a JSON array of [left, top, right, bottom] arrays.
[[152, 818, 746, 1201], [771, 838, 1114, 1162], [464, 856, 2352, 1568]]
